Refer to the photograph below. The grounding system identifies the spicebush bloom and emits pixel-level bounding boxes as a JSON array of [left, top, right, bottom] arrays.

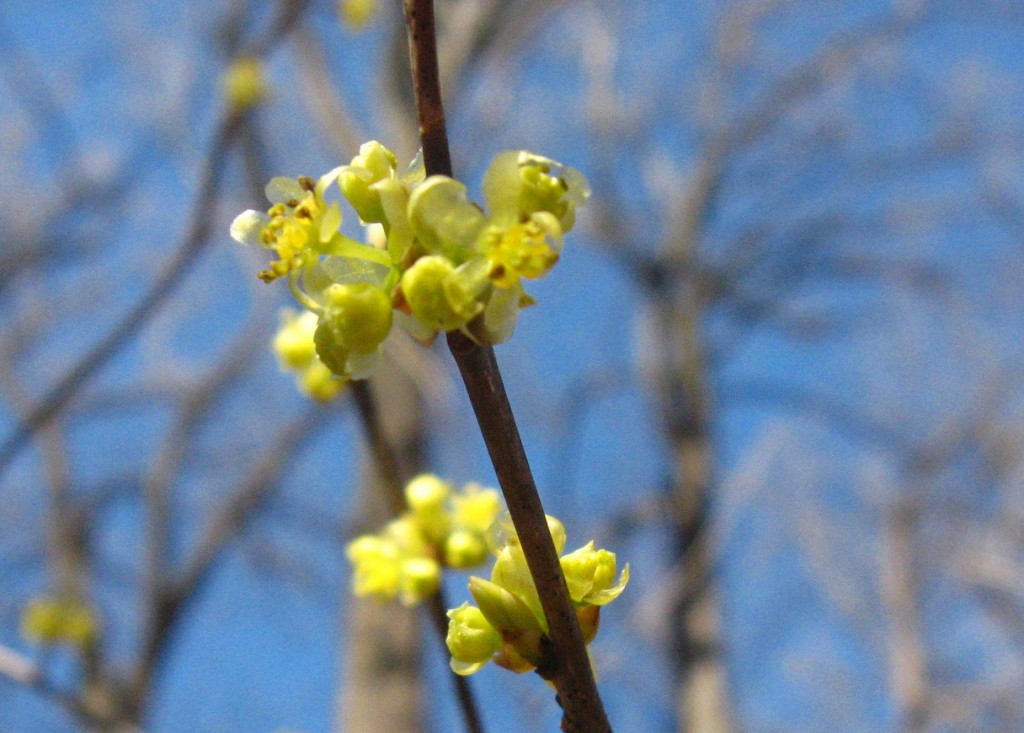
[[346, 475, 503, 606], [222, 56, 267, 110], [21, 596, 97, 647], [231, 143, 589, 384], [445, 513, 628, 676]]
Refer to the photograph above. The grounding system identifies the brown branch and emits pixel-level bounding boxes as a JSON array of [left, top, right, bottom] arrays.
[[446, 339, 613, 732], [127, 405, 330, 717], [0, 643, 104, 729], [403, 0, 611, 728]]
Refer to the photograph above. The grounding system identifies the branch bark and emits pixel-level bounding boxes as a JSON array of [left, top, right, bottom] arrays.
[[403, 1, 612, 729]]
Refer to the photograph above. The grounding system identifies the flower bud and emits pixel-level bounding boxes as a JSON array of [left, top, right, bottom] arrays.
[[398, 557, 441, 606], [315, 283, 392, 375], [400, 255, 477, 331], [450, 485, 501, 534], [273, 311, 318, 369], [21, 597, 97, 647], [340, 0, 376, 29], [446, 603, 501, 672], [299, 361, 345, 402], [469, 576, 543, 635], [444, 530, 489, 569], [339, 141, 397, 224], [346, 535, 402, 599], [222, 57, 266, 110], [560, 542, 629, 606], [405, 474, 451, 515]]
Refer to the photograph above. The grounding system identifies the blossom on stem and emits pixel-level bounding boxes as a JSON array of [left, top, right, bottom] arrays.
[[445, 513, 628, 677], [21, 595, 97, 648], [230, 142, 588, 385], [345, 475, 503, 606]]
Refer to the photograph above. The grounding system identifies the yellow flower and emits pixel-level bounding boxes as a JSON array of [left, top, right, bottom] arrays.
[[445, 512, 627, 676], [339, 0, 377, 30], [21, 596, 97, 647], [222, 56, 267, 110], [271, 310, 345, 401]]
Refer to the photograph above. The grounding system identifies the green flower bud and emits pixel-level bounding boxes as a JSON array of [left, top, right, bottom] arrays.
[[21, 597, 97, 647], [383, 516, 431, 556], [346, 535, 402, 600], [398, 557, 441, 606], [222, 56, 266, 110], [560, 541, 630, 606], [273, 310, 318, 369], [405, 474, 451, 515], [315, 283, 392, 375], [339, 141, 397, 224], [340, 0, 376, 29], [445, 530, 489, 569], [298, 361, 345, 402], [469, 576, 543, 635], [400, 255, 481, 331], [447, 603, 501, 675], [450, 484, 501, 534]]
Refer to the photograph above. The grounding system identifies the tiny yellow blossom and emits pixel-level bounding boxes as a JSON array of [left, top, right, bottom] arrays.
[[445, 512, 627, 677], [222, 56, 267, 110], [21, 596, 97, 647], [345, 476, 503, 606], [339, 0, 377, 30]]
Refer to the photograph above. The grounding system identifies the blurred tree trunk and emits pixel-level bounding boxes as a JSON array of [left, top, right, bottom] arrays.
[[656, 288, 730, 733], [339, 362, 428, 733]]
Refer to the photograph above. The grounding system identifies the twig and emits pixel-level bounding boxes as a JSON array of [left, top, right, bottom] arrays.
[[403, 1, 612, 728]]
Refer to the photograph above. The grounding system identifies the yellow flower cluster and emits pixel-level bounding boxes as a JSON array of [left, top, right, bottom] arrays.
[[346, 475, 503, 607], [445, 514, 628, 676], [21, 595, 97, 648], [231, 143, 589, 392]]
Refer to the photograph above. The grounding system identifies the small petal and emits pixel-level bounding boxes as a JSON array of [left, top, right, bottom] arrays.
[[265, 176, 306, 204], [407, 176, 487, 260], [230, 210, 269, 245]]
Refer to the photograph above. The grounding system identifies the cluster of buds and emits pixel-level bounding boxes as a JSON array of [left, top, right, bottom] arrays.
[[21, 595, 97, 648], [232, 142, 589, 394], [346, 474, 503, 607], [445, 514, 628, 677]]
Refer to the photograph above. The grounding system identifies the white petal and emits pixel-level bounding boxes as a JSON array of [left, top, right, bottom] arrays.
[[229, 210, 269, 245]]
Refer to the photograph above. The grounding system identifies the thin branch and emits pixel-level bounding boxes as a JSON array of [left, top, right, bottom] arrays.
[[403, 0, 612, 728], [0, 643, 102, 730]]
